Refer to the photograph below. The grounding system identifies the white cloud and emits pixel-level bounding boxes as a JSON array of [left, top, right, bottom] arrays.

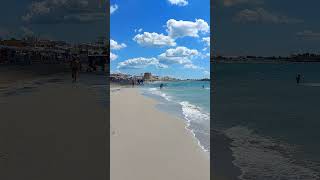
[[168, 0, 188, 6], [134, 28, 143, 33], [202, 37, 210, 51], [233, 8, 303, 24], [110, 4, 118, 14], [110, 52, 118, 61], [202, 37, 210, 46], [158, 46, 201, 69], [133, 32, 176, 47], [117, 57, 168, 69], [184, 64, 201, 69], [166, 19, 209, 38], [160, 46, 198, 59], [204, 71, 210, 76], [110, 39, 127, 50]]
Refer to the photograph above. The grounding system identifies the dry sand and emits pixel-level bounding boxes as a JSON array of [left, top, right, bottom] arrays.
[[0, 75, 107, 180], [110, 87, 210, 180]]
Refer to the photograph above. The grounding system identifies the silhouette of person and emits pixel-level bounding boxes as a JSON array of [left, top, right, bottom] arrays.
[[71, 58, 80, 82], [296, 73, 301, 85]]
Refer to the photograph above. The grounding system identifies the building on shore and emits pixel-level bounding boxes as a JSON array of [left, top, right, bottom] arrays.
[[143, 72, 152, 80]]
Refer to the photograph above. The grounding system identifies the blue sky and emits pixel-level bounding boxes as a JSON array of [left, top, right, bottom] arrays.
[[214, 0, 320, 56], [110, 0, 210, 79]]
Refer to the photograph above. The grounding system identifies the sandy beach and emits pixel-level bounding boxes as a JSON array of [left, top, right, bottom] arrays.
[[0, 71, 107, 180], [110, 87, 209, 180]]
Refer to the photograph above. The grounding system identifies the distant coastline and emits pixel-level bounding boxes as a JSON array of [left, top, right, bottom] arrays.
[[211, 53, 320, 63], [110, 72, 210, 85]]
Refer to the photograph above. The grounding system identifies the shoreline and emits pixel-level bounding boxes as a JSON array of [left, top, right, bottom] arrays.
[[111, 86, 209, 180], [139, 86, 210, 154]]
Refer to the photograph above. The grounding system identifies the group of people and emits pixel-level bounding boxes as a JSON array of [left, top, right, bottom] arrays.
[[131, 79, 145, 87]]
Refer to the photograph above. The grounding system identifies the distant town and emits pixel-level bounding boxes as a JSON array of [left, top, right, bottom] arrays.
[[110, 72, 210, 84], [0, 36, 108, 72], [211, 53, 320, 63]]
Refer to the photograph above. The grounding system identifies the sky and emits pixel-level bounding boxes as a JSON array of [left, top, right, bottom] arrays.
[[214, 0, 320, 56], [0, 0, 107, 43], [110, 0, 210, 79]]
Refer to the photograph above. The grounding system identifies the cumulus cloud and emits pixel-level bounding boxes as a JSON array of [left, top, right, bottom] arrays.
[[166, 19, 209, 38], [233, 8, 303, 24], [296, 30, 320, 41], [22, 0, 106, 24], [133, 32, 176, 47], [204, 71, 210, 76], [110, 52, 118, 61], [202, 37, 210, 51], [222, 0, 263, 7], [168, 0, 188, 6], [183, 64, 201, 69], [110, 4, 118, 14], [202, 37, 210, 46], [117, 57, 168, 69], [110, 39, 127, 50], [158, 46, 201, 69]]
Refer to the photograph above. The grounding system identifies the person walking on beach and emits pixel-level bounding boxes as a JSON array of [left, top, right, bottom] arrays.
[[296, 73, 301, 85], [71, 58, 80, 83]]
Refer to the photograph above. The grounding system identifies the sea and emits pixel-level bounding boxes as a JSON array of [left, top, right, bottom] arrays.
[[214, 63, 320, 180], [140, 80, 210, 153]]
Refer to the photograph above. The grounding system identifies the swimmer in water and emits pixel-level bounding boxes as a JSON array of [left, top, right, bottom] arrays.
[[296, 73, 301, 85]]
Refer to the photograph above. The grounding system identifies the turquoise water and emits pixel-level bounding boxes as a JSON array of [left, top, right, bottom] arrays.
[[215, 63, 320, 179], [141, 80, 210, 152]]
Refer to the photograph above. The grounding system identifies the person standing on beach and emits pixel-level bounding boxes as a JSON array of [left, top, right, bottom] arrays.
[[71, 58, 80, 83]]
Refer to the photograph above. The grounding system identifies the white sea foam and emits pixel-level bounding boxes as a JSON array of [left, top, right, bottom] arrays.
[[148, 87, 172, 101], [224, 126, 320, 180], [145, 87, 210, 152], [180, 101, 210, 123], [180, 101, 210, 152]]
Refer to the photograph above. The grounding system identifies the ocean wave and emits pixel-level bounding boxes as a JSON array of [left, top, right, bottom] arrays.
[[224, 126, 320, 180], [180, 101, 210, 152], [147, 87, 172, 101], [180, 101, 210, 123], [145, 87, 210, 152]]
